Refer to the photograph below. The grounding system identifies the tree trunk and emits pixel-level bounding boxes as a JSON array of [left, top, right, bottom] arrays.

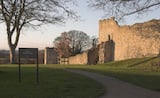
[[9, 45, 17, 64], [7, 28, 20, 64]]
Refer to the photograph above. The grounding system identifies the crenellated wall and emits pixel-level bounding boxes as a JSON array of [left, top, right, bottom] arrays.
[[99, 17, 160, 60], [44, 18, 160, 64]]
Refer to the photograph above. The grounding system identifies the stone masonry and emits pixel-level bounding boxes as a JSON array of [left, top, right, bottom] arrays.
[[68, 47, 99, 65], [99, 17, 160, 61], [44, 18, 160, 64], [98, 40, 115, 64], [44, 47, 58, 64]]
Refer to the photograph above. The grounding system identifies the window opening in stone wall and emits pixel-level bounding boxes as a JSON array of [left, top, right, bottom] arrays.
[[108, 35, 111, 40]]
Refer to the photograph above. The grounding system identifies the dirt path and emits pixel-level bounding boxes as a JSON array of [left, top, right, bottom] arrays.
[[66, 69, 160, 98]]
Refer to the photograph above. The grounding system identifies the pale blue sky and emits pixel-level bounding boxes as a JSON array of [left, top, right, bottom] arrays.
[[0, 1, 160, 50]]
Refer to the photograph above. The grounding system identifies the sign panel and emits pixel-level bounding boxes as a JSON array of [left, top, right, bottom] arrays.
[[19, 48, 38, 58], [18, 48, 39, 84]]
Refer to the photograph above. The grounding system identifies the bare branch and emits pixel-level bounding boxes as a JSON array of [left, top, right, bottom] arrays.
[[0, 0, 78, 63], [88, 0, 160, 20]]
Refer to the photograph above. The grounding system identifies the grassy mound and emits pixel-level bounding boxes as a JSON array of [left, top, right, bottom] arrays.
[[60, 56, 160, 91]]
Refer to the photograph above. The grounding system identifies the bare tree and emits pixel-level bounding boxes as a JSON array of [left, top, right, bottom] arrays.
[[88, 0, 160, 20], [54, 30, 90, 56], [90, 36, 98, 48], [0, 0, 77, 63], [54, 32, 71, 58], [67, 30, 90, 55]]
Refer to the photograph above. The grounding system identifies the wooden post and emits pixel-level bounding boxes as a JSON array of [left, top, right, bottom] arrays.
[[36, 49, 39, 84], [18, 50, 21, 83]]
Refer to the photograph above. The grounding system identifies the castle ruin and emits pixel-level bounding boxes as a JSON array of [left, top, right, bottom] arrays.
[[99, 17, 160, 61], [44, 17, 160, 64]]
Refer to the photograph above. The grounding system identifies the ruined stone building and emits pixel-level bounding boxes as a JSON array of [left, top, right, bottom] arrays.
[[99, 17, 160, 62], [44, 17, 160, 64], [44, 47, 59, 64]]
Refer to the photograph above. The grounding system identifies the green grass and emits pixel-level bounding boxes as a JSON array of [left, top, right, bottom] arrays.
[[0, 65, 104, 98], [0, 57, 159, 98], [54, 57, 160, 91]]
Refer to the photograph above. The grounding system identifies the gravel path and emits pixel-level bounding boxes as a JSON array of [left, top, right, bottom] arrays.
[[66, 69, 160, 98]]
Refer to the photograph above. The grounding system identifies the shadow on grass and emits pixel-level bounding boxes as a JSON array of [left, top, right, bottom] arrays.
[[128, 56, 159, 67], [0, 66, 104, 98]]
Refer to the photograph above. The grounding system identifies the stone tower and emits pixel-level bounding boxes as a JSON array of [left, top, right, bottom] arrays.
[[99, 17, 160, 61]]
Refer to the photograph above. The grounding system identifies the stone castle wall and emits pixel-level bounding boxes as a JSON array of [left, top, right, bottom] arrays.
[[68, 47, 99, 65], [43, 18, 160, 64], [88, 47, 99, 64], [98, 40, 115, 63], [68, 51, 88, 64], [99, 17, 160, 60]]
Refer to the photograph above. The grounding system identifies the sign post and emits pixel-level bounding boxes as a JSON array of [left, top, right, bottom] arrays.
[[18, 48, 39, 84]]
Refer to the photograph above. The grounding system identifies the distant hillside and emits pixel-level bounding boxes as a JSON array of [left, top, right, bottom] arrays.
[[0, 50, 9, 58], [0, 50, 44, 64]]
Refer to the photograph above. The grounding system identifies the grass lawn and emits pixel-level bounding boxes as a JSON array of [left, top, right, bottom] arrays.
[[52, 56, 160, 91], [0, 65, 104, 98]]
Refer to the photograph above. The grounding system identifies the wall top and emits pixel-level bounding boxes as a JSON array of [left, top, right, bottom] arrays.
[[99, 17, 119, 27]]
